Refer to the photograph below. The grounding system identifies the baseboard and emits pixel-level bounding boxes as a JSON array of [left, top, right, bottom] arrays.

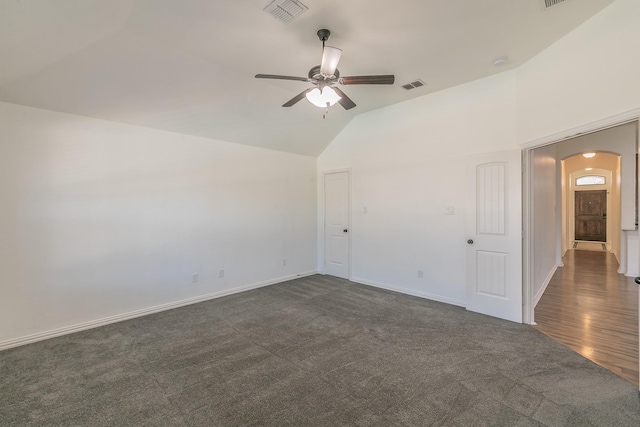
[[0, 270, 319, 351], [350, 276, 466, 308], [533, 264, 559, 307]]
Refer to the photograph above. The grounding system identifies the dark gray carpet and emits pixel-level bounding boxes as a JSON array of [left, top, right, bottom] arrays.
[[1, 275, 639, 426]]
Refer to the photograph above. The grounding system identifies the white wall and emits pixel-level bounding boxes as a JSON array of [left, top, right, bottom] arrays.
[[516, 0, 640, 318], [318, 0, 640, 315], [0, 102, 317, 348], [516, 0, 640, 144], [531, 144, 557, 306], [318, 71, 518, 305], [624, 231, 639, 277]]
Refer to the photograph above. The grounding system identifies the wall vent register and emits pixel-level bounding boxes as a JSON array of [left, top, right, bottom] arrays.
[[263, 0, 308, 24], [541, 0, 569, 10], [402, 80, 426, 90]]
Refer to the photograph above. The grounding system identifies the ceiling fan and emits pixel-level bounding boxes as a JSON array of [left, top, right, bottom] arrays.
[[255, 29, 394, 114]]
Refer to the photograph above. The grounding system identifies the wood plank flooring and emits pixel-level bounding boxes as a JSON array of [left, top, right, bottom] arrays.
[[534, 249, 639, 386]]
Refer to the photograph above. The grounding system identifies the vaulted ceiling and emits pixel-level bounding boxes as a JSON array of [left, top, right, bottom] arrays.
[[0, 0, 615, 156]]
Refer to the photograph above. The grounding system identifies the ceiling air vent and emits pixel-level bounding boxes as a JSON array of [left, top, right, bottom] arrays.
[[541, 0, 569, 10], [263, 0, 308, 24], [402, 80, 426, 91]]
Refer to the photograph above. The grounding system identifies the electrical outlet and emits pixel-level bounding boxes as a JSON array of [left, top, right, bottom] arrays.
[[192, 273, 199, 283], [218, 269, 224, 278], [282, 258, 287, 267], [417, 270, 424, 278]]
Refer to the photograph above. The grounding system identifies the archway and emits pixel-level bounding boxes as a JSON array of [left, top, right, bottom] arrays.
[[561, 152, 621, 261]]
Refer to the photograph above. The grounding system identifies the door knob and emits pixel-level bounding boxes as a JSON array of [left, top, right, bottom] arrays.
[[635, 277, 640, 285], [343, 229, 348, 233], [467, 239, 474, 245]]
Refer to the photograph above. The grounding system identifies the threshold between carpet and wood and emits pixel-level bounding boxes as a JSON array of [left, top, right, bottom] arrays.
[[534, 248, 639, 387], [2, 275, 639, 426]]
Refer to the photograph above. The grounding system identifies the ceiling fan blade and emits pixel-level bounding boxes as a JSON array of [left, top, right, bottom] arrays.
[[320, 46, 342, 77], [332, 87, 356, 110], [255, 74, 310, 82], [340, 75, 395, 85], [282, 89, 313, 107]]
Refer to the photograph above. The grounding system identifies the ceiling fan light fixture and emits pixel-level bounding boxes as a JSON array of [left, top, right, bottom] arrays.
[[306, 87, 341, 107]]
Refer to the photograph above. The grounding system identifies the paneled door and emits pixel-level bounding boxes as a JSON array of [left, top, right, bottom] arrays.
[[466, 150, 522, 323], [636, 130, 639, 391], [324, 171, 350, 279], [574, 190, 607, 242]]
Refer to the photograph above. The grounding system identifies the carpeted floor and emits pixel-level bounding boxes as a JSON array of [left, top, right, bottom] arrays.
[[1, 275, 639, 426]]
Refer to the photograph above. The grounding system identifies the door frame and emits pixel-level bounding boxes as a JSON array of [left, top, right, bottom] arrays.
[[320, 168, 352, 278], [522, 107, 640, 326], [570, 171, 611, 247]]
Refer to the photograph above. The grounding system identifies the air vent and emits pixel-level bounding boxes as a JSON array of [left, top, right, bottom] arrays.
[[541, 0, 569, 10], [402, 80, 426, 91], [263, 0, 308, 24]]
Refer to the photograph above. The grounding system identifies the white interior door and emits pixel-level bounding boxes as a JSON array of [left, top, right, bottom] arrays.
[[466, 150, 522, 323], [636, 123, 639, 390], [324, 171, 350, 279]]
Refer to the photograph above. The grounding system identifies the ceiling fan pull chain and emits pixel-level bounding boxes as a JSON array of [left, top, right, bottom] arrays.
[[323, 103, 330, 119]]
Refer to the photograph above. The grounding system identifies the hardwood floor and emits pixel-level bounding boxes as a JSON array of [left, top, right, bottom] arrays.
[[534, 249, 639, 386]]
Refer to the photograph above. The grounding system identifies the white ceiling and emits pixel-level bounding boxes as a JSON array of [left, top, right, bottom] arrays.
[[0, 0, 616, 156]]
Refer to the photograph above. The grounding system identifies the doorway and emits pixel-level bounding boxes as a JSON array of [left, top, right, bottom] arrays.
[[524, 118, 639, 387], [323, 170, 350, 279], [574, 190, 607, 242], [563, 155, 619, 257]]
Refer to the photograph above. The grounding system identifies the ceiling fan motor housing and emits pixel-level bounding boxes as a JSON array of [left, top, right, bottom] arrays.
[[309, 65, 339, 80]]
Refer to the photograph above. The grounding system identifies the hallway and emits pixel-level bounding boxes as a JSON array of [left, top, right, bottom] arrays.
[[534, 249, 639, 386]]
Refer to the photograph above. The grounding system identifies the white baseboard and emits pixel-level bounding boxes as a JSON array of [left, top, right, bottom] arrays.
[[0, 270, 319, 351], [350, 276, 466, 308], [533, 264, 559, 307]]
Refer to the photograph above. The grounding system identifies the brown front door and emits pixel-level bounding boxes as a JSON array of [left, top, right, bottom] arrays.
[[574, 190, 607, 242]]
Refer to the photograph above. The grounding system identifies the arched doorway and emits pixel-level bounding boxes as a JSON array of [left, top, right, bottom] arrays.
[[561, 152, 621, 260]]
